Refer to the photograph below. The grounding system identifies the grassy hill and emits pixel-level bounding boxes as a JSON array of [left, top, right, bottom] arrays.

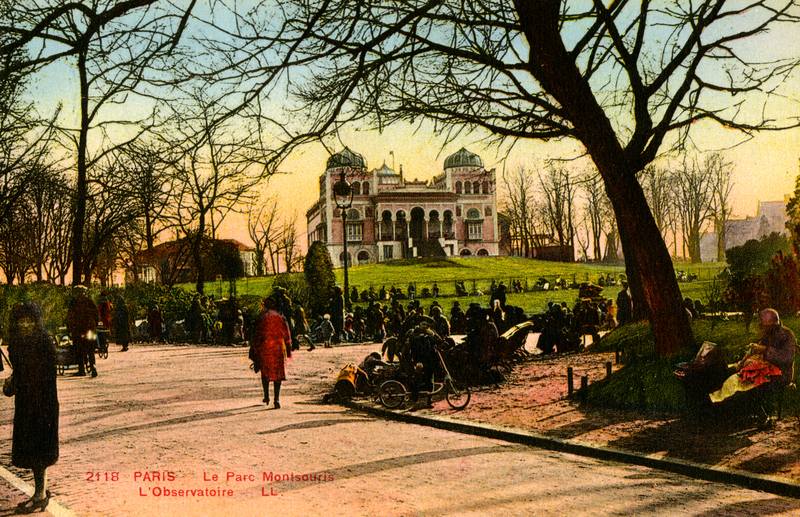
[[201, 256, 725, 315]]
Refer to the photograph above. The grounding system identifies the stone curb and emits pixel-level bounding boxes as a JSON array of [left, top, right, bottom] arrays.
[[345, 400, 800, 499]]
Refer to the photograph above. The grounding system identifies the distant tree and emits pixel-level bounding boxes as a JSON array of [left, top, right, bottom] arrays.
[[115, 140, 176, 251], [674, 158, 715, 263], [579, 172, 611, 261], [280, 215, 302, 273], [707, 154, 735, 263], [247, 198, 282, 276], [500, 166, 554, 257], [304, 241, 335, 318], [538, 166, 578, 248], [641, 165, 676, 253]]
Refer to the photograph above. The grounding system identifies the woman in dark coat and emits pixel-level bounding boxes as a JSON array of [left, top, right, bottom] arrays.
[[8, 301, 58, 513], [114, 293, 132, 351]]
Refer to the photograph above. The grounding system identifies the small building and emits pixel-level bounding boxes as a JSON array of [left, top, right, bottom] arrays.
[[131, 238, 257, 284], [306, 147, 500, 267]]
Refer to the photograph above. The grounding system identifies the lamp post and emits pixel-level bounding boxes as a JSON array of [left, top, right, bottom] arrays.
[[333, 170, 355, 312]]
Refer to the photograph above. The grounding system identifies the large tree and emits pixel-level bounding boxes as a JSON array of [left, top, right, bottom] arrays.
[[209, 0, 800, 356], [165, 88, 268, 293]]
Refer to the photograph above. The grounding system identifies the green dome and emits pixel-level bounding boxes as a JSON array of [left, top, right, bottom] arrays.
[[444, 148, 482, 169], [326, 147, 366, 170]]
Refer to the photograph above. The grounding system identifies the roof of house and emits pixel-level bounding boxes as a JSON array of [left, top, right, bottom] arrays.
[[136, 238, 255, 263]]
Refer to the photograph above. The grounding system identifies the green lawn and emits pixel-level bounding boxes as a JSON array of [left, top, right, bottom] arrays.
[[197, 257, 726, 315]]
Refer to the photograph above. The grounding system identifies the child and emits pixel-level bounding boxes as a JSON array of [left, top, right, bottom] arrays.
[[320, 314, 335, 348]]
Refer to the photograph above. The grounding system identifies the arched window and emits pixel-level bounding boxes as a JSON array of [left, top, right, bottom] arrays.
[[352, 182, 361, 195], [455, 181, 462, 194], [473, 181, 481, 194], [339, 252, 352, 266], [464, 181, 471, 194], [466, 208, 480, 219], [362, 181, 370, 195], [477, 249, 489, 257], [357, 250, 370, 264], [460, 249, 472, 256], [348, 208, 360, 220], [482, 181, 489, 194]]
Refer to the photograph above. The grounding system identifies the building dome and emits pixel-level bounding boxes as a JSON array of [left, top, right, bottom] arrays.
[[374, 162, 397, 176], [444, 148, 482, 169], [326, 147, 366, 170]]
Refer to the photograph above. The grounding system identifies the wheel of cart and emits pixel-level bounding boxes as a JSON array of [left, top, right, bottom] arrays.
[[378, 380, 407, 409], [378, 350, 470, 410]]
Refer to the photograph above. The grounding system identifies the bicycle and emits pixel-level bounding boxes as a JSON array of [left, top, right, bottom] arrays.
[[378, 350, 471, 410]]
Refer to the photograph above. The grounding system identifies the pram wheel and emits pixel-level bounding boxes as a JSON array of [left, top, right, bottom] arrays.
[[446, 380, 471, 410], [379, 380, 407, 409]]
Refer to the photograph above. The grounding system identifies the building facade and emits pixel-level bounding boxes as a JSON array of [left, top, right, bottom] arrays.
[[306, 147, 500, 268], [699, 199, 788, 262]]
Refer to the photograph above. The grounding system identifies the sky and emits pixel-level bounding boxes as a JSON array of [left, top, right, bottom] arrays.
[[20, 1, 800, 255]]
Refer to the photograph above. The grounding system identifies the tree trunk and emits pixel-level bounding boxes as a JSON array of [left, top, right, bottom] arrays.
[[194, 213, 207, 294], [71, 47, 89, 286], [606, 169, 690, 354]]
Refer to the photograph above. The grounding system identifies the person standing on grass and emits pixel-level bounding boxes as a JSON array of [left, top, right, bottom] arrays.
[[616, 282, 632, 327], [251, 298, 292, 409]]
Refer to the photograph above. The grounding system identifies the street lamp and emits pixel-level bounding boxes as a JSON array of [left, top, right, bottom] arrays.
[[333, 170, 355, 312]]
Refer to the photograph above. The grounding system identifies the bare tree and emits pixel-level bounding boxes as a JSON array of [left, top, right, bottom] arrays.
[[538, 166, 578, 248], [501, 167, 538, 257], [116, 140, 177, 250], [674, 158, 715, 263], [641, 165, 677, 253], [707, 153, 735, 262], [17, 164, 71, 282], [0, 203, 31, 283], [279, 214, 302, 273], [116, 219, 148, 284], [81, 159, 145, 285], [165, 88, 268, 293], [0, 1, 197, 285], [247, 198, 281, 276], [580, 171, 611, 261]]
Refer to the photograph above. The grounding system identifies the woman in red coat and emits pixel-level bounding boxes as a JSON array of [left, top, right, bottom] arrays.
[[252, 299, 292, 408]]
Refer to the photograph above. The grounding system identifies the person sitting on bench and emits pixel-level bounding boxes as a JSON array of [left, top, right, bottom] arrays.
[[710, 308, 795, 403]]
